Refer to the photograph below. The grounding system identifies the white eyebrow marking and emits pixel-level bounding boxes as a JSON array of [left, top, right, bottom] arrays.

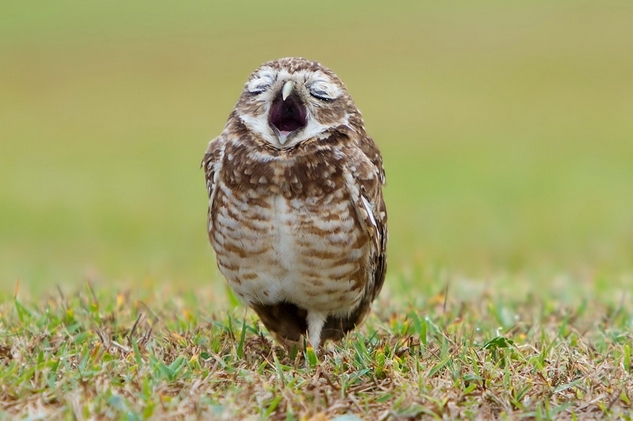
[[246, 67, 276, 93]]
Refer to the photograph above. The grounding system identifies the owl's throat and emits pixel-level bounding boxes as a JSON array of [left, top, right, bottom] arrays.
[[269, 94, 307, 140]]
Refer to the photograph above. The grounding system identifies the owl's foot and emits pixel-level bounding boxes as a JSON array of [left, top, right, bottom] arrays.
[[270, 331, 304, 354]]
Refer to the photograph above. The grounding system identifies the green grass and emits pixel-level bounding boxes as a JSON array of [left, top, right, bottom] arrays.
[[1, 280, 631, 420], [1, 1, 633, 419]]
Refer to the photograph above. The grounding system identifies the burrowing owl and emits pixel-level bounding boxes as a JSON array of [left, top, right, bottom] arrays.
[[202, 57, 387, 351]]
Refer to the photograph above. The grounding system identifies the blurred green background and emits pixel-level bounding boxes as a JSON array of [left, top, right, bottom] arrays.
[[1, 1, 632, 294]]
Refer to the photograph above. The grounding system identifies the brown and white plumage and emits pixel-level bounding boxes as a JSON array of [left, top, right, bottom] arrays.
[[202, 57, 387, 351]]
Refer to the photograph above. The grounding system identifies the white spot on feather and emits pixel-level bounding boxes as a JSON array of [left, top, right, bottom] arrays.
[[361, 195, 377, 229]]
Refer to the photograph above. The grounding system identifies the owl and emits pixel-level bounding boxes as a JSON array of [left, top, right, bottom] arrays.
[[202, 57, 387, 351]]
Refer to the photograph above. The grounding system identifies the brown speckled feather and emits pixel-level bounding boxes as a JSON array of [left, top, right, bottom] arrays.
[[202, 57, 387, 351]]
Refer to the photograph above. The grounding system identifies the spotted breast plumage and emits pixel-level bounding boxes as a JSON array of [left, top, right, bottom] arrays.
[[202, 57, 387, 351]]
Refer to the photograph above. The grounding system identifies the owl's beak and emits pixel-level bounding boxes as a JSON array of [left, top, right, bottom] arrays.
[[282, 81, 293, 101]]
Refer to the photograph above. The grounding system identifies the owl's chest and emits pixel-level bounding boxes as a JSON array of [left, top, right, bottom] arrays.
[[212, 181, 353, 253], [211, 179, 367, 309]]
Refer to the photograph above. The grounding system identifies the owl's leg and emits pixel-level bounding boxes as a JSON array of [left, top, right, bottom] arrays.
[[306, 311, 327, 351]]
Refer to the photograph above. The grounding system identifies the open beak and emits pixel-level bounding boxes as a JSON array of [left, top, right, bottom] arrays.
[[269, 80, 308, 145]]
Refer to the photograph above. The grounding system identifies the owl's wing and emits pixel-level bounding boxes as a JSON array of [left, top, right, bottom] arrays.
[[344, 134, 388, 303], [356, 162, 388, 302], [201, 136, 225, 232], [319, 134, 387, 342]]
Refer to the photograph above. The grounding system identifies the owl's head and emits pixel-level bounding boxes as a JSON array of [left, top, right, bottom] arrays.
[[233, 57, 360, 149]]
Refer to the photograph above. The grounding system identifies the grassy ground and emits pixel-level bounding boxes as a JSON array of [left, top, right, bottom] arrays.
[[1, 1, 633, 419], [1, 278, 631, 420]]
